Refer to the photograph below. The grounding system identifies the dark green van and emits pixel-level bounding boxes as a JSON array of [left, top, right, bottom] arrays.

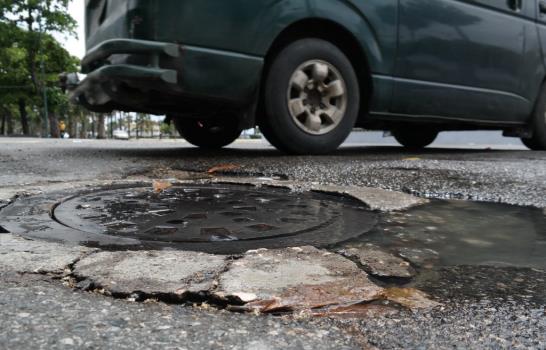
[[72, 0, 546, 154]]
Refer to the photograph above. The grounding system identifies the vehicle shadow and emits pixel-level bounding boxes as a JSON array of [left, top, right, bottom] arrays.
[[65, 143, 537, 162]]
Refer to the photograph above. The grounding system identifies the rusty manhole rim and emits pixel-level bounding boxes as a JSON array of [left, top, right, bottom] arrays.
[[0, 182, 378, 254]]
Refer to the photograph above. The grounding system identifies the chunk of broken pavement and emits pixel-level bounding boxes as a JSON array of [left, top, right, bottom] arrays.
[[0, 234, 91, 275], [216, 246, 383, 312], [312, 184, 427, 211], [339, 247, 416, 278], [73, 250, 227, 296]]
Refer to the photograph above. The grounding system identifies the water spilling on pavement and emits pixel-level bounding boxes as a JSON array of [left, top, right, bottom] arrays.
[[341, 200, 546, 270]]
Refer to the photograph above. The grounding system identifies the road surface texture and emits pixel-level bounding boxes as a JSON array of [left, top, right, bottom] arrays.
[[0, 132, 544, 350]]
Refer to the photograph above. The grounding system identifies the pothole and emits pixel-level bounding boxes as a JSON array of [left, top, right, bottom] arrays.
[[1, 180, 544, 312], [0, 183, 377, 254]]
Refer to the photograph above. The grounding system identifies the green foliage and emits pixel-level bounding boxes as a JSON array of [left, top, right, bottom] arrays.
[[0, 23, 29, 92], [0, 0, 76, 34], [0, 0, 78, 136], [160, 122, 173, 136]]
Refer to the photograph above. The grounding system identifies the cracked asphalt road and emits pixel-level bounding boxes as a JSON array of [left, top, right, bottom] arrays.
[[0, 274, 360, 350], [0, 135, 544, 208], [0, 136, 545, 349]]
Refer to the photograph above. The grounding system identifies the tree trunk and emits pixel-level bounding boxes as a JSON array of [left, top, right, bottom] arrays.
[[67, 113, 76, 138], [90, 114, 95, 138], [18, 98, 30, 136], [79, 114, 87, 139], [97, 114, 106, 139], [7, 110, 13, 135], [49, 113, 60, 138], [127, 117, 131, 139], [1, 111, 5, 135]]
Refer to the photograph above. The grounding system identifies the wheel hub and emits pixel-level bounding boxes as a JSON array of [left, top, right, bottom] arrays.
[[287, 60, 348, 135], [304, 86, 324, 109]]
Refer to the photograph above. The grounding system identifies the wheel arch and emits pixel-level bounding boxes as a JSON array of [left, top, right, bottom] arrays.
[[256, 18, 374, 126], [528, 76, 546, 121]]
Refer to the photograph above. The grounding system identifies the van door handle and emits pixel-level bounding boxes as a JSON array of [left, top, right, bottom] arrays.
[[508, 0, 523, 12], [508, 0, 522, 11], [540, 0, 546, 14]]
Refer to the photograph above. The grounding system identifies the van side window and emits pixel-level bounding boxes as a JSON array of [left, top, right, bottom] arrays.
[[470, 0, 522, 12]]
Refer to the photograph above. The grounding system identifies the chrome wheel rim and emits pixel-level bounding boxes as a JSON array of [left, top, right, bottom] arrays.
[[286, 59, 348, 135]]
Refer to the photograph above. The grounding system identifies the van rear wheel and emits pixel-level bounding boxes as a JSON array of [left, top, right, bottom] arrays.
[[393, 127, 438, 150], [521, 137, 542, 150], [521, 83, 546, 150], [261, 39, 360, 154], [174, 117, 242, 149]]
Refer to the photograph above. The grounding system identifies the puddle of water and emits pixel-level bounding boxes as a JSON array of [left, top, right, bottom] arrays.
[[343, 200, 546, 270]]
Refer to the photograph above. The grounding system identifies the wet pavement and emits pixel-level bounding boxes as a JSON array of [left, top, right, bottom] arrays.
[[0, 137, 545, 349], [342, 200, 546, 270]]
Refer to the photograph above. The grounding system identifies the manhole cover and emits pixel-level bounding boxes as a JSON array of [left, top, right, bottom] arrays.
[[0, 184, 377, 254]]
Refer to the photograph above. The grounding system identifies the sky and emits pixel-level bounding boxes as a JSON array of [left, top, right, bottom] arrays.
[[56, 0, 86, 59]]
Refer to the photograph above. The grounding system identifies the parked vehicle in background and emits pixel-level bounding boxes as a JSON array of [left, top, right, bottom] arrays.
[[69, 0, 546, 154], [112, 129, 129, 140]]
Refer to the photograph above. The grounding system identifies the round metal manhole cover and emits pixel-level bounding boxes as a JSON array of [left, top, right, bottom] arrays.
[[3, 184, 378, 254]]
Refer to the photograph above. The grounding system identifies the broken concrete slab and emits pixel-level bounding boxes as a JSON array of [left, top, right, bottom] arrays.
[[311, 184, 428, 211], [0, 234, 92, 275], [216, 246, 383, 312], [339, 247, 416, 279], [1, 233, 439, 314], [210, 177, 427, 211], [73, 250, 228, 296]]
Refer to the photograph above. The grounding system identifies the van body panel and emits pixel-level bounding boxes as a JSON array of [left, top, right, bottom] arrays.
[[76, 0, 546, 130], [391, 0, 542, 123]]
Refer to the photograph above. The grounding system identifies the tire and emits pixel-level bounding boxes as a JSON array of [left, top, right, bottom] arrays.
[[174, 117, 242, 149], [521, 137, 542, 150], [261, 39, 360, 155], [521, 84, 546, 150], [392, 127, 438, 150]]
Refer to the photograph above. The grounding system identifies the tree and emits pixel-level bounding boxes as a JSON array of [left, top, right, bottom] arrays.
[[40, 34, 79, 137], [97, 114, 106, 139], [0, 0, 76, 89], [0, 0, 77, 137], [0, 22, 33, 135], [136, 113, 151, 138], [0, 104, 15, 135]]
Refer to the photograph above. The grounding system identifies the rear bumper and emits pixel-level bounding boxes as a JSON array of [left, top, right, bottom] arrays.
[[80, 39, 180, 74], [71, 38, 264, 116], [70, 39, 181, 113]]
